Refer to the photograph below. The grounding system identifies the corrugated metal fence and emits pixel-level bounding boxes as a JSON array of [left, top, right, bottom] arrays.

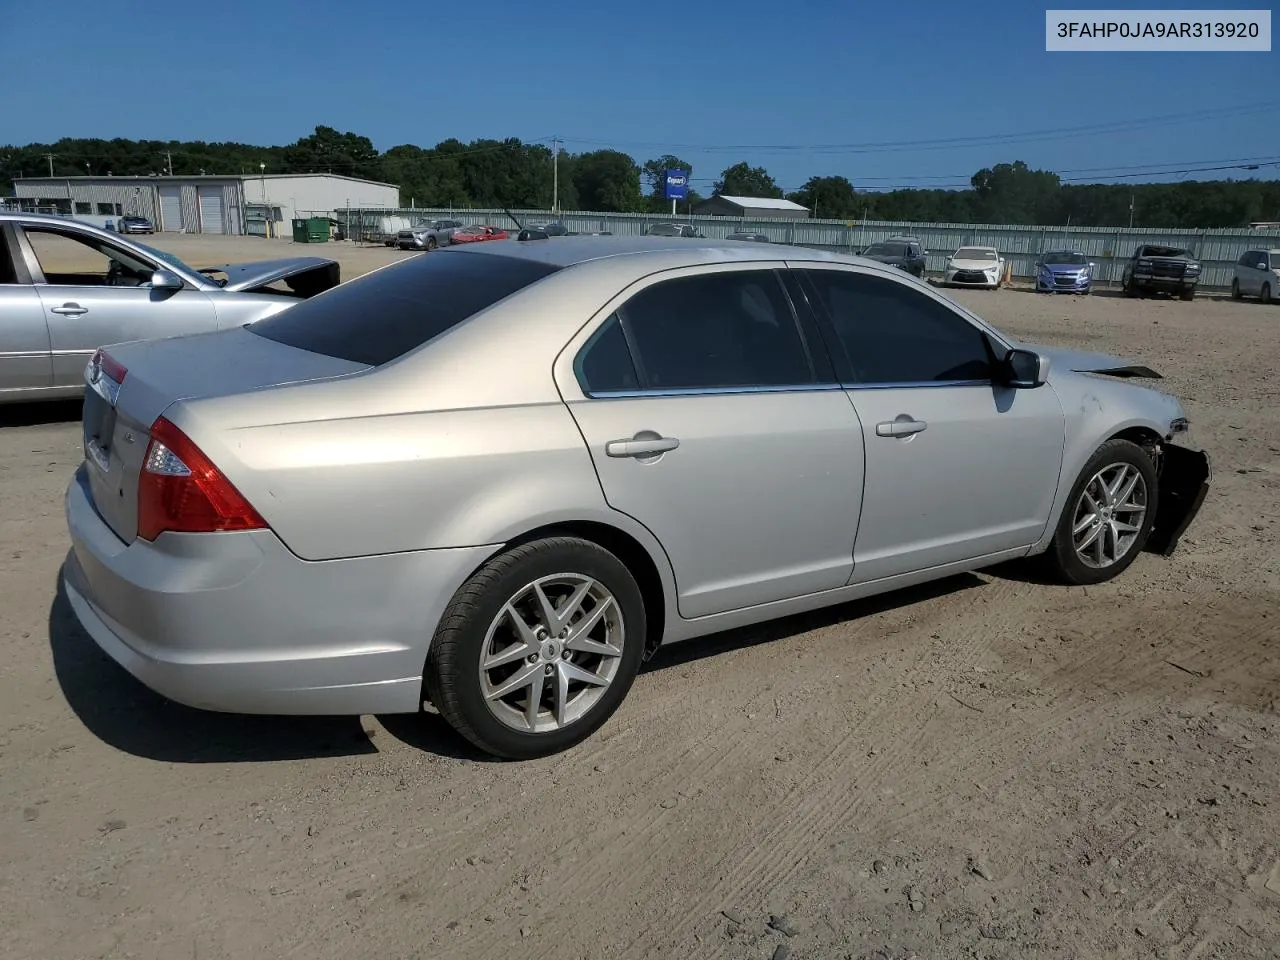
[[338, 207, 1280, 292]]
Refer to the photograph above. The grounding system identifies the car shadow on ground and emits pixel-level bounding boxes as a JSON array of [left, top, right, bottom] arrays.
[[0, 399, 83, 428], [639, 572, 987, 673], [49, 564, 993, 764]]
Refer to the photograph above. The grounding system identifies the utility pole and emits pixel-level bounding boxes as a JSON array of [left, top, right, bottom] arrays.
[[165, 150, 173, 176], [44, 153, 55, 176], [1128, 194, 1135, 229], [552, 137, 559, 214]]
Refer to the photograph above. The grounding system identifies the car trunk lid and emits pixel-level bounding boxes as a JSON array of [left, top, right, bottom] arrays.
[[81, 327, 368, 544]]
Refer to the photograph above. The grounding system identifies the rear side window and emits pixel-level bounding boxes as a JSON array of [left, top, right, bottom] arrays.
[[617, 270, 814, 391], [250, 250, 560, 366], [576, 316, 639, 393]]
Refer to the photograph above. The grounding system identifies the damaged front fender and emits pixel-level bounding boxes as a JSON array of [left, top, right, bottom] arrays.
[[1145, 443, 1211, 557]]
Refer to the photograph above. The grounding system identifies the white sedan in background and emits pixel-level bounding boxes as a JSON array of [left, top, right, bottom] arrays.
[[943, 245, 1005, 289]]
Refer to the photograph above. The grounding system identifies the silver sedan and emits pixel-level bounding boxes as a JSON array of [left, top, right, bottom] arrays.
[[1, 213, 340, 403], [62, 236, 1211, 759]]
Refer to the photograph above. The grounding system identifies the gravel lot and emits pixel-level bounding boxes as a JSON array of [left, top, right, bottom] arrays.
[[2, 235, 1277, 960]]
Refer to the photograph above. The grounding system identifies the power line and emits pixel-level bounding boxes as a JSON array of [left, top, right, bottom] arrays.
[[560, 100, 1280, 155]]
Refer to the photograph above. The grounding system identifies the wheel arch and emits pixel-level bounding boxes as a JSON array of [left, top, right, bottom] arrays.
[[1031, 418, 1171, 556], [463, 519, 672, 659]]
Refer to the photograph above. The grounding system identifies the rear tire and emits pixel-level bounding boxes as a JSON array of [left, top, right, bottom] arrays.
[[1042, 439, 1158, 586], [1231, 278, 1242, 300], [425, 537, 647, 760], [1123, 276, 1137, 298]]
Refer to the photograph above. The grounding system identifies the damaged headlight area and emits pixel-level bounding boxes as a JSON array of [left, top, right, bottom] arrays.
[[1145, 438, 1211, 557]]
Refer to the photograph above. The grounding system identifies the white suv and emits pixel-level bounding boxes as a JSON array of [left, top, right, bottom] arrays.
[[1232, 249, 1280, 303]]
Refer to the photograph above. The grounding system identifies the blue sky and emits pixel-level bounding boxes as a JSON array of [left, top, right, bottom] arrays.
[[8, 0, 1278, 192]]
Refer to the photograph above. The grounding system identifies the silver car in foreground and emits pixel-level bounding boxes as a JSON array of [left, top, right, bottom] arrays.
[[62, 236, 1211, 759], [1, 213, 340, 403]]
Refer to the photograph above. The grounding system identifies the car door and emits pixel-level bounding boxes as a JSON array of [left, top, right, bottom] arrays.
[[798, 265, 1066, 584], [16, 222, 220, 387], [558, 264, 865, 619], [0, 222, 53, 393]]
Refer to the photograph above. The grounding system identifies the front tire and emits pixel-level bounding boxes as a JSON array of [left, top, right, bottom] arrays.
[[1231, 278, 1242, 300], [1179, 286, 1195, 301], [425, 537, 647, 759], [426, 236, 438, 251], [1043, 439, 1158, 586], [1262, 282, 1273, 304]]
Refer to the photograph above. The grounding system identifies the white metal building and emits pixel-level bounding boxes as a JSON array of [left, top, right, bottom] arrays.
[[241, 174, 400, 237], [692, 195, 811, 220], [11, 173, 400, 236]]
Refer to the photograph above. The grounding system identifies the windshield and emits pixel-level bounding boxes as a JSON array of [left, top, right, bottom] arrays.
[[1042, 251, 1088, 265], [1141, 245, 1188, 258], [864, 242, 909, 258], [954, 247, 997, 261], [134, 242, 201, 276], [647, 223, 684, 236]]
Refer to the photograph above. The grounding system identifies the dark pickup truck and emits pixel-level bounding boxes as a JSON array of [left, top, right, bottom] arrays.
[[1121, 244, 1202, 300]]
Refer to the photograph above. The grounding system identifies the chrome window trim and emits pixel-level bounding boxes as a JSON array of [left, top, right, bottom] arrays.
[[843, 378, 993, 391], [583, 382, 844, 400], [582, 379, 993, 400]]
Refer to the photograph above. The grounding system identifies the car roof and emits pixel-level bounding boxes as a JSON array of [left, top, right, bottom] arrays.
[[448, 234, 870, 270]]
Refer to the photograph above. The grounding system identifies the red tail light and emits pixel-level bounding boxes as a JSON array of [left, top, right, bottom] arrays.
[[90, 348, 128, 386], [137, 417, 267, 541]]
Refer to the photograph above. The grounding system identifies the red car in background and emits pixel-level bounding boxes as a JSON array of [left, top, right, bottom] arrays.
[[449, 224, 509, 244]]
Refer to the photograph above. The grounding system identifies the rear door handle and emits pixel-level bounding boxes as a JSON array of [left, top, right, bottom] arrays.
[[605, 435, 680, 458], [51, 303, 88, 317], [876, 417, 928, 438]]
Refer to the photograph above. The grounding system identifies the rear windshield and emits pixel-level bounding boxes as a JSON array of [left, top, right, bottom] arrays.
[[249, 250, 560, 366]]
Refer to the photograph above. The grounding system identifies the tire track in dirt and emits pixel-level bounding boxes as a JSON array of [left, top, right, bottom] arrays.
[[613, 577, 1041, 959]]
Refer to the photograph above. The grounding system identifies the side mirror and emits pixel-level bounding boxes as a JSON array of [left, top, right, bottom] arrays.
[[1089, 261, 1097, 269], [150, 269, 184, 291], [1002, 348, 1049, 388]]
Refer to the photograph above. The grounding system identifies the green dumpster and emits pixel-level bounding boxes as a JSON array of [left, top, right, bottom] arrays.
[[291, 217, 329, 243]]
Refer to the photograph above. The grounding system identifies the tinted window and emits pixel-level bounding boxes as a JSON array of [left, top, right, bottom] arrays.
[[250, 250, 560, 366], [576, 315, 639, 393], [619, 271, 814, 390], [804, 270, 993, 385]]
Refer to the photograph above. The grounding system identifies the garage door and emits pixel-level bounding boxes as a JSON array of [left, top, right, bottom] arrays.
[[197, 186, 224, 234], [158, 185, 182, 232]]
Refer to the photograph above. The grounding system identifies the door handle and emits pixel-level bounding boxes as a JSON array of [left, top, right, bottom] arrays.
[[51, 303, 88, 317], [605, 435, 680, 458], [876, 417, 928, 438]]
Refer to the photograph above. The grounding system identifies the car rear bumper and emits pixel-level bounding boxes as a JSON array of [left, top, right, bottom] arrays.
[[63, 464, 496, 716]]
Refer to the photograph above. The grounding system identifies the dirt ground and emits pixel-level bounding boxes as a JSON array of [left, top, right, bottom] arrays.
[[1, 235, 1278, 960]]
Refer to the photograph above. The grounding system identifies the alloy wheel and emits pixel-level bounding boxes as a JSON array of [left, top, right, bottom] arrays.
[[1070, 462, 1149, 569], [478, 574, 625, 733]]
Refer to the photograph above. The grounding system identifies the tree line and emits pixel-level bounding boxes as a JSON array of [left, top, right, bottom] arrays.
[[3, 127, 1277, 228]]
